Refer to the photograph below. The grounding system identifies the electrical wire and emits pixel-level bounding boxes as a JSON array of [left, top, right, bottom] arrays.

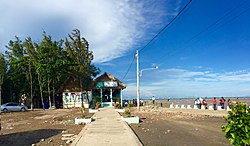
[[155, 0, 250, 65], [138, 0, 193, 53], [121, 0, 193, 81], [121, 54, 135, 81]]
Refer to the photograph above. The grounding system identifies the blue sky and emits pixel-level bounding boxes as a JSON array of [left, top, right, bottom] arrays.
[[1, 0, 250, 99]]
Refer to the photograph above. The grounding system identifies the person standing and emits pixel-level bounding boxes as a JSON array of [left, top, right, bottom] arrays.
[[221, 97, 225, 109], [152, 96, 155, 104], [213, 97, 217, 110]]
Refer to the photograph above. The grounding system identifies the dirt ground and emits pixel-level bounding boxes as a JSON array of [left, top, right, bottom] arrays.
[[130, 106, 231, 146], [0, 108, 92, 146], [0, 106, 232, 146]]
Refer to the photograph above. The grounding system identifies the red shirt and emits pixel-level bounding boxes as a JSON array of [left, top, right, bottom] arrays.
[[213, 99, 217, 104]]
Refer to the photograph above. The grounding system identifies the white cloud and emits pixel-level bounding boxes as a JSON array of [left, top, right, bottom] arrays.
[[219, 73, 250, 82], [159, 68, 205, 78], [123, 68, 250, 98], [0, 0, 173, 63]]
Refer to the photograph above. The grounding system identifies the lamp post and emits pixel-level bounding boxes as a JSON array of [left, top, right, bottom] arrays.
[[140, 66, 158, 77], [136, 50, 158, 111]]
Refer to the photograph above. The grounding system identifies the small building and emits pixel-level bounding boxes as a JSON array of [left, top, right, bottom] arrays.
[[62, 76, 90, 108], [91, 72, 126, 107], [61, 72, 126, 108]]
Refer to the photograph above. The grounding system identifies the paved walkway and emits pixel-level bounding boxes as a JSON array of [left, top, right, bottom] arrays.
[[71, 108, 142, 146]]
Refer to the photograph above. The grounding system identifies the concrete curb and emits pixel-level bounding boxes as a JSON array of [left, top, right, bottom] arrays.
[[70, 125, 87, 146], [70, 110, 97, 146], [122, 120, 143, 146]]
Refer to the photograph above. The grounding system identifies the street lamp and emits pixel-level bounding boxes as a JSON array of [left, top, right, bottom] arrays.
[[140, 66, 158, 77], [136, 50, 158, 111]]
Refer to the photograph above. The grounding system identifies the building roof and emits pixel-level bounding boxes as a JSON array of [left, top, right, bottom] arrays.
[[92, 72, 126, 89], [61, 76, 83, 92]]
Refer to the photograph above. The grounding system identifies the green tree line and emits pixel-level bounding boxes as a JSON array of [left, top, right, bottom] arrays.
[[0, 29, 100, 109]]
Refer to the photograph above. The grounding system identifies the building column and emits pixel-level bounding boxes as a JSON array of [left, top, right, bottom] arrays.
[[100, 88, 103, 107], [120, 89, 123, 108], [110, 88, 113, 106]]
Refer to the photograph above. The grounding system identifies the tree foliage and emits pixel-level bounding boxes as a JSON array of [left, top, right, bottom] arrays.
[[2, 29, 100, 108], [222, 101, 250, 146], [0, 54, 6, 94], [65, 29, 100, 92], [0, 54, 6, 86]]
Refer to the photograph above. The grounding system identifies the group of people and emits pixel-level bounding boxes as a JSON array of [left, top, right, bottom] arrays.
[[195, 97, 230, 110], [213, 97, 230, 110], [194, 97, 208, 109]]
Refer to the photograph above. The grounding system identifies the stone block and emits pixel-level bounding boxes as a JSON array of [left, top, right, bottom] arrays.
[[121, 116, 139, 124], [75, 118, 92, 124], [115, 109, 125, 113], [217, 106, 223, 110], [208, 105, 213, 110]]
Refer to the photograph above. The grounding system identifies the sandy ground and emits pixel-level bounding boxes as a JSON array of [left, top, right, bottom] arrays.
[[130, 106, 231, 146], [0, 108, 92, 146], [0, 106, 232, 146]]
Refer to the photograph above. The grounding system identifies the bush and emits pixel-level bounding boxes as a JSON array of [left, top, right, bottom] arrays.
[[117, 103, 121, 109], [90, 105, 95, 109], [93, 96, 101, 104], [222, 101, 250, 146], [124, 109, 131, 116], [128, 103, 133, 108]]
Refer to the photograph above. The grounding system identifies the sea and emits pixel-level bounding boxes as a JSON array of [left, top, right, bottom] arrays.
[[141, 97, 250, 106]]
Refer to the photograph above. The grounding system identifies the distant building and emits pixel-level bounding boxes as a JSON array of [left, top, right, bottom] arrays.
[[61, 72, 126, 108], [91, 72, 126, 107], [61, 76, 90, 108]]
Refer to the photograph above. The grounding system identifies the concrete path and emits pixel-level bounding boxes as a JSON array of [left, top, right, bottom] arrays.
[[71, 108, 142, 146]]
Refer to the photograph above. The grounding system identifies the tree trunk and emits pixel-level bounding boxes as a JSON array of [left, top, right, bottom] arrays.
[[0, 75, 3, 132], [0, 85, 2, 132], [38, 73, 45, 110], [86, 89, 89, 103], [48, 80, 52, 109], [52, 80, 55, 108], [29, 62, 34, 110], [80, 79, 83, 108]]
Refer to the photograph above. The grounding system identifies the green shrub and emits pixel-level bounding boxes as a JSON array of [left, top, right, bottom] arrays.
[[128, 103, 133, 108], [124, 109, 131, 116], [90, 105, 95, 109], [222, 101, 250, 146], [117, 103, 121, 109], [94, 96, 101, 105], [112, 97, 120, 103]]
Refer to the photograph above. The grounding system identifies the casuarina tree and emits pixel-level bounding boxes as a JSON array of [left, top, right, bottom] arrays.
[[0, 53, 6, 131], [65, 29, 100, 103]]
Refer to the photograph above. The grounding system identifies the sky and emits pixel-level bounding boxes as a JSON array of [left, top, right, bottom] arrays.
[[1, 0, 250, 99]]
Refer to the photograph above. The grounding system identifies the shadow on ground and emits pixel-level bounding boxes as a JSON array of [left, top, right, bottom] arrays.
[[0, 129, 63, 146]]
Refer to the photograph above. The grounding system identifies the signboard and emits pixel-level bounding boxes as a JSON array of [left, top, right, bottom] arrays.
[[96, 82, 104, 88], [104, 81, 118, 87], [96, 81, 118, 88]]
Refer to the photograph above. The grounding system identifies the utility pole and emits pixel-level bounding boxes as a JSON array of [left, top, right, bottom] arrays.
[[136, 50, 140, 111]]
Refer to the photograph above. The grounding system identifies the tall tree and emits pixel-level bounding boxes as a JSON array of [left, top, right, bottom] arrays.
[[5, 37, 28, 102], [23, 37, 36, 110], [65, 29, 100, 103], [38, 33, 65, 108], [0, 53, 7, 131]]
